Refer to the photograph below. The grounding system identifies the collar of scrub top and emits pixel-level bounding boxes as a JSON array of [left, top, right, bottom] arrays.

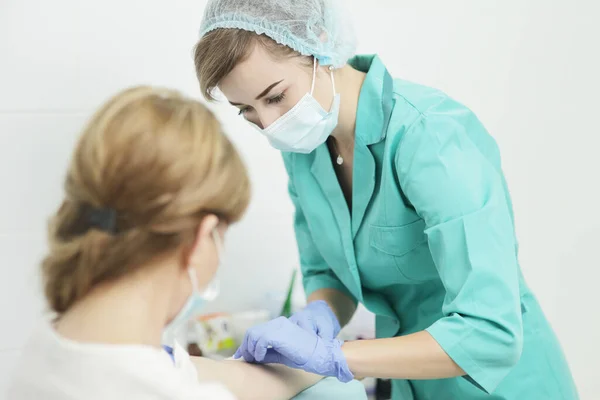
[[347, 54, 395, 145]]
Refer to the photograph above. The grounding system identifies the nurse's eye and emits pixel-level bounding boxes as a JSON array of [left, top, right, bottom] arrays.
[[238, 106, 251, 115], [266, 92, 286, 105]]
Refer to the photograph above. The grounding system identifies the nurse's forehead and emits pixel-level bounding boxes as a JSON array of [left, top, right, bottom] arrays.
[[219, 46, 294, 100]]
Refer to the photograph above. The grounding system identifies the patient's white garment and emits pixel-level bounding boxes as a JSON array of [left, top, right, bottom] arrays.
[[7, 320, 236, 400]]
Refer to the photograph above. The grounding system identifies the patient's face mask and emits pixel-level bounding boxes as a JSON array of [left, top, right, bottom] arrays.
[[163, 229, 222, 336], [250, 58, 340, 154]]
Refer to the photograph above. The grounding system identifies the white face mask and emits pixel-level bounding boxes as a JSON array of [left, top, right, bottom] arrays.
[[251, 58, 340, 154], [163, 229, 222, 337]]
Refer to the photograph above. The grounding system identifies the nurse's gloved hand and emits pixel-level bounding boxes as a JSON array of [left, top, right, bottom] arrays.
[[233, 316, 354, 383], [288, 300, 341, 340]]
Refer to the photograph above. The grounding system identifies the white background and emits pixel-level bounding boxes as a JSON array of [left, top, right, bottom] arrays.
[[1, 0, 599, 398]]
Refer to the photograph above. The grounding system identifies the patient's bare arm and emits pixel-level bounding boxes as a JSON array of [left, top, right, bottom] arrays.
[[191, 356, 323, 400]]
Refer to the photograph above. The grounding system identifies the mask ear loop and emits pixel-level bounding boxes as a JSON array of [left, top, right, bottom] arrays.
[[329, 65, 336, 95], [188, 229, 223, 301], [199, 229, 222, 301], [311, 58, 337, 109], [187, 267, 200, 293], [310, 57, 318, 95], [211, 228, 223, 256]]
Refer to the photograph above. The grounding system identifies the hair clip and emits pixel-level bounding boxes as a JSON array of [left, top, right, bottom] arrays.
[[87, 206, 118, 234]]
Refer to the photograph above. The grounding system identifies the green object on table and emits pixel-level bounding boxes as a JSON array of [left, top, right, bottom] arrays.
[[279, 269, 297, 317]]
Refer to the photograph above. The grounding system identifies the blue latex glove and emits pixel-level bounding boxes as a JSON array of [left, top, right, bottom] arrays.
[[288, 300, 341, 340], [233, 316, 354, 383]]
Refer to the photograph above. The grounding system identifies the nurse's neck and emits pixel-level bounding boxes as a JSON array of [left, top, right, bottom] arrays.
[[330, 65, 367, 152]]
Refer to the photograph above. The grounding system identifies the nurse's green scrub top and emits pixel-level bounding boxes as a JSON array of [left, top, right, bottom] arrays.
[[282, 55, 578, 399]]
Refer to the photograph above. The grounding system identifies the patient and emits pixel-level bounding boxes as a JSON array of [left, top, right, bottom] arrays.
[[7, 87, 365, 400]]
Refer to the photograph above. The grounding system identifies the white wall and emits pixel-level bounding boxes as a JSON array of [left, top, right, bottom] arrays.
[[1, 0, 598, 398]]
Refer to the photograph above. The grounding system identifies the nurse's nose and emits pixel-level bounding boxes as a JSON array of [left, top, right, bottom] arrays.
[[257, 109, 282, 130]]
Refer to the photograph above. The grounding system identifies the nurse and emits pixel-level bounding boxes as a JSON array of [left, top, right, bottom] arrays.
[[194, 1, 578, 399]]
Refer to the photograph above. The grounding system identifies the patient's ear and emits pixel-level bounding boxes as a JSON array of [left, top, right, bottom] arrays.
[[181, 214, 219, 270]]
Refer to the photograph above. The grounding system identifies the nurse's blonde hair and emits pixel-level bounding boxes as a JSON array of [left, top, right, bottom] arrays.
[[194, 29, 312, 101], [42, 86, 250, 314]]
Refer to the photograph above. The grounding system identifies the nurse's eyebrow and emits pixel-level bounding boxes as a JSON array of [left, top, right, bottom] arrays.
[[228, 79, 284, 106], [255, 80, 284, 100]]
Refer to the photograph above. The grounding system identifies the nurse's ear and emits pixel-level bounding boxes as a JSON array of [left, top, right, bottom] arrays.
[[181, 214, 220, 272]]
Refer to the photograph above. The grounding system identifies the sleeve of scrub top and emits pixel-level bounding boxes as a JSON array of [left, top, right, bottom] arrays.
[[283, 156, 357, 303], [395, 115, 523, 394]]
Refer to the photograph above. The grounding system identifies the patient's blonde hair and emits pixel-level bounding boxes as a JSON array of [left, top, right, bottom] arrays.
[[42, 86, 250, 314]]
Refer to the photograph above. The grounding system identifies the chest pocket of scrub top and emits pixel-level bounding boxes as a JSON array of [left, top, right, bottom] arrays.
[[369, 218, 438, 283]]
